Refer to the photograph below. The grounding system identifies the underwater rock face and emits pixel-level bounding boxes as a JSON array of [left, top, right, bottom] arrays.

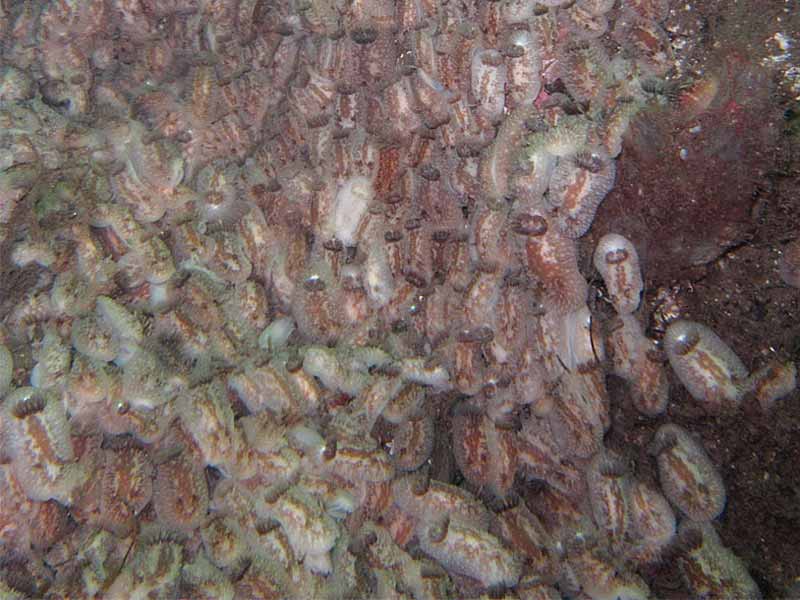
[[0, 0, 795, 597], [588, 14, 784, 283]]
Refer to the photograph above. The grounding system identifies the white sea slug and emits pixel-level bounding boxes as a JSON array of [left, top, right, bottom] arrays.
[[327, 176, 373, 247], [664, 320, 748, 411], [364, 242, 395, 308], [594, 233, 643, 315]]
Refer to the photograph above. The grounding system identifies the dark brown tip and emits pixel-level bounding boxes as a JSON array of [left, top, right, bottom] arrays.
[[323, 238, 344, 252], [175, 130, 193, 144], [306, 113, 330, 129], [336, 82, 357, 96], [649, 431, 678, 456], [404, 270, 428, 288], [502, 44, 525, 59], [418, 164, 440, 181], [384, 229, 403, 243], [274, 23, 295, 36], [524, 115, 548, 133], [351, 28, 378, 45], [11, 394, 46, 418], [139, 528, 186, 547], [495, 415, 521, 432], [348, 530, 378, 555], [598, 457, 627, 479], [480, 50, 504, 68], [303, 275, 326, 292], [404, 218, 422, 231], [510, 213, 548, 236], [412, 470, 431, 496], [285, 354, 303, 373], [262, 481, 290, 504], [322, 437, 338, 461], [420, 562, 447, 579], [672, 330, 700, 356], [423, 355, 441, 370], [456, 142, 482, 158], [645, 347, 668, 364], [458, 325, 495, 344], [384, 192, 405, 205], [574, 151, 604, 173], [606, 316, 625, 335], [255, 518, 280, 535], [605, 248, 629, 265], [383, 229, 403, 244], [677, 526, 704, 553], [392, 319, 408, 333], [431, 230, 450, 243], [482, 382, 498, 399]]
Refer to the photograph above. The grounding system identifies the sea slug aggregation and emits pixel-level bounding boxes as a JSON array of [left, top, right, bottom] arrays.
[[0, 0, 797, 598]]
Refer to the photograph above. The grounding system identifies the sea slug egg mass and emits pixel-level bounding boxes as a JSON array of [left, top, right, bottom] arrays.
[[0, 0, 791, 597]]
